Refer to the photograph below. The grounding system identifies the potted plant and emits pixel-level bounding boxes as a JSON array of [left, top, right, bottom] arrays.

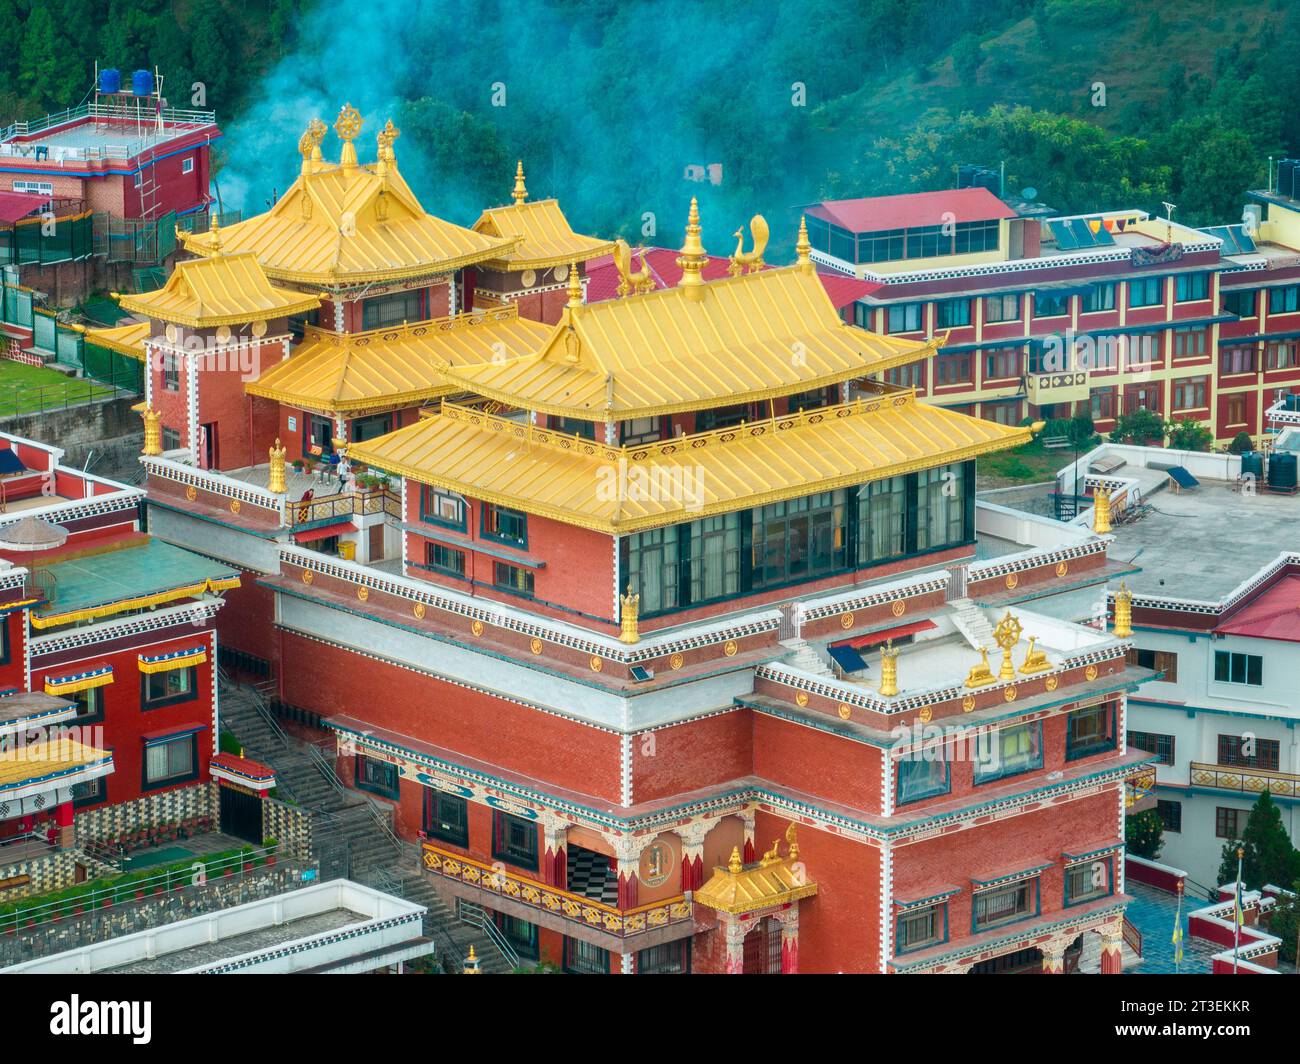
[[263, 838, 278, 866]]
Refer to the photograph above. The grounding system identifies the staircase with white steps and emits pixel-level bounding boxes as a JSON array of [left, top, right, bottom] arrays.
[[948, 598, 996, 652], [779, 638, 835, 678]]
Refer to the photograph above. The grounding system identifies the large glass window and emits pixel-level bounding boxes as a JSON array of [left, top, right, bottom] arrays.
[[1128, 277, 1164, 308], [1081, 283, 1116, 313], [1034, 291, 1070, 318], [1268, 285, 1300, 314], [144, 733, 197, 788], [858, 476, 906, 564], [982, 293, 1020, 323], [935, 298, 971, 328], [1222, 289, 1257, 318], [350, 412, 393, 443], [915, 464, 966, 551], [896, 755, 949, 805], [1066, 702, 1116, 760], [690, 513, 742, 602], [974, 722, 1043, 783], [362, 289, 422, 330], [1175, 273, 1210, 302], [972, 879, 1037, 931], [1214, 651, 1262, 687], [886, 303, 923, 334], [752, 491, 846, 588], [626, 525, 679, 615]]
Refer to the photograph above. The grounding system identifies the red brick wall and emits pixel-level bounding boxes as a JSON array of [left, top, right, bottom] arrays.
[[753, 713, 884, 814], [631, 709, 751, 804]]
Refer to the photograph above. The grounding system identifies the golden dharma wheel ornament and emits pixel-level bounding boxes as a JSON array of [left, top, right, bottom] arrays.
[[1056, 561, 1069, 577], [891, 600, 906, 617], [529, 637, 543, 655], [185, 485, 197, 501], [918, 706, 932, 724], [837, 704, 852, 720], [229, 499, 241, 514], [795, 691, 808, 707], [471, 619, 484, 637], [589, 656, 603, 672], [1004, 685, 1018, 702], [357, 587, 369, 602], [301, 570, 314, 585], [1086, 664, 1099, 681], [669, 652, 684, 670], [1045, 675, 1059, 692], [1005, 573, 1019, 590], [840, 612, 854, 629], [962, 694, 976, 713], [413, 603, 426, 620], [723, 640, 738, 657]]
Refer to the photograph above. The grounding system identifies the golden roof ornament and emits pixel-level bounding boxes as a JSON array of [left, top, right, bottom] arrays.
[[565, 261, 583, 310], [511, 160, 528, 205], [619, 584, 640, 644], [727, 214, 768, 276], [676, 197, 707, 300], [878, 638, 899, 697], [208, 212, 222, 255], [785, 822, 799, 862], [141, 405, 162, 457], [727, 846, 743, 874], [268, 438, 288, 495], [993, 610, 1023, 681], [613, 238, 654, 297], [334, 103, 363, 169], [375, 119, 400, 176], [1113, 581, 1133, 639], [1093, 485, 1112, 534], [298, 118, 327, 174], [964, 646, 995, 688], [1019, 635, 1051, 675], [795, 215, 813, 273]]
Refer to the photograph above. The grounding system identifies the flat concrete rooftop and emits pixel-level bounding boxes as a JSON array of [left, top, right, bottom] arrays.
[[1106, 478, 1300, 602]]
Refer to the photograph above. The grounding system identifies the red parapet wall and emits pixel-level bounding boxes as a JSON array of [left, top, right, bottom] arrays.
[[1124, 855, 1186, 895]]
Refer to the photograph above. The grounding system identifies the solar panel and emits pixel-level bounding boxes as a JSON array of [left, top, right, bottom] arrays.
[[1227, 224, 1256, 254], [0, 449, 25, 475], [1048, 220, 1078, 250], [629, 665, 654, 682], [1202, 225, 1257, 255], [1167, 466, 1199, 489], [1068, 217, 1114, 247]]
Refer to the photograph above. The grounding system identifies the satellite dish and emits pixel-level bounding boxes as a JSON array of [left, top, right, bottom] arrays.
[[1022, 187, 1038, 201]]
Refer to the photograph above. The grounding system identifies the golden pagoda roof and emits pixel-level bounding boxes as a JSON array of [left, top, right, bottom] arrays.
[[178, 109, 518, 286], [244, 307, 550, 415], [80, 320, 151, 361], [472, 198, 615, 271], [346, 389, 1032, 534], [117, 251, 320, 328], [693, 826, 818, 916], [432, 264, 941, 420], [0, 734, 112, 791]]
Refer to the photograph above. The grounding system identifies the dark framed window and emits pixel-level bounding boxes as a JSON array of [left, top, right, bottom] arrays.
[[141, 667, 197, 710], [1172, 376, 1207, 411], [493, 561, 534, 597], [0, 619, 9, 665], [350, 412, 393, 443], [1091, 387, 1117, 421], [934, 353, 973, 385], [1034, 291, 1070, 318], [423, 790, 468, 847], [896, 755, 949, 805], [1158, 799, 1182, 833], [482, 504, 527, 548], [985, 347, 1023, 380], [935, 298, 971, 328], [1128, 277, 1163, 308], [355, 754, 400, 800], [420, 486, 466, 530], [915, 463, 967, 550], [1214, 651, 1262, 687], [1222, 289, 1257, 318], [788, 386, 833, 411], [425, 542, 466, 577], [695, 403, 750, 432], [71, 775, 107, 808], [690, 512, 742, 602], [362, 289, 423, 330], [857, 475, 906, 565], [162, 353, 180, 391], [1175, 273, 1210, 302], [982, 293, 1020, 323], [69, 685, 105, 725], [1217, 734, 1280, 771], [886, 303, 923, 333], [1266, 341, 1300, 370], [636, 939, 690, 974], [1130, 730, 1175, 766], [495, 913, 539, 960], [974, 721, 1043, 783], [1172, 328, 1207, 358], [885, 362, 923, 388], [896, 903, 947, 953], [162, 427, 181, 451], [1226, 394, 1248, 425], [626, 524, 680, 615], [853, 302, 873, 330], [1065, 701, 1116, 760], [752, 491, 847, 589], [492, 811, 539, 870], [554, 416, 597, 440], [1268, 284, 1300, 315], [621, 416, 664, 445], [1081, 283, 1116, 313], [563, 937, 610, 974], [303, 413, 334, 457], [972, 878, 1038, 932], [1127, 647, 1178, 683], [1064, 856, 1113, 906], [142, 733, 198, 789], [1216, 806, 1244, 839]]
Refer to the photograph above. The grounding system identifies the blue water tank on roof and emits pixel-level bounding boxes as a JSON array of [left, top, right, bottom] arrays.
[[99, 68, 121, 94], [131, 69, 154, 97]]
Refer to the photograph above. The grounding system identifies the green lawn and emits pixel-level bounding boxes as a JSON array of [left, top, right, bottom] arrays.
[[978, 437, 1083, 487], [0, 359, 114, 417]]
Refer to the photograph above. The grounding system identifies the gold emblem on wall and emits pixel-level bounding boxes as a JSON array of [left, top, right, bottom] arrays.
[[669, 652, 684, 670], [1045, 675, 1059, 692], [185, 485, 197, 501], [471, 619, 484, 637], [229, 500, 241, 514], [301, 570, 314, 585], [795, 691, 808, 707], [413, 603, 426, 620], [589, 656, 603, 672], [840, 612, 854, 629], [837, 703, 852, 720], [357, 587, 369, 602], [1004, 685, 1018, 702], [1005, 573, 1019, 590], [723, 640, 738, 657], [891, 600, 906, 617], [530, 637, 543, 655], [1056, 561, 1069, 577], [918, 706, 932, 724], [1086, 664, 1099, 681], [962, 694, 976, 713]]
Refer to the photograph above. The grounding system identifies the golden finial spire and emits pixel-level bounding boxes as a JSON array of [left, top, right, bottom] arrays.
[[1093, 485, 1112, 534], [795, 215, 813, 273], [727, 846, 743, 874], [566, 262, 583, 310], [1113, 581, 1133, 638], [208, 211, 222, 255], [141, 406, 162, 457], [463, 944, 482, 974], [268, 438, 287, 495], [512, 160, 528, 205], [677, 198, 707, 299], [878, 639, 899, 697], [298, 118, 327, 175], [785, 823, 799, 862], [334, 103, 363, 169], [619, 584, 640, 644], [375, 119, 400, 176]]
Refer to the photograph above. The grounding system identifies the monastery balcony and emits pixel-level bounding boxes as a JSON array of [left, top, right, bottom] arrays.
[[420, 842, 697, 952], [1188, 761, 1300, 800], [1265, 395, 1300, 427]]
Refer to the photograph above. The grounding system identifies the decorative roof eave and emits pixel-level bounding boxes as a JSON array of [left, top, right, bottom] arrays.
[[349, 410, 1032, 536], [31, 577, 240, 630], [243, 378, 457, 417], [78, 320, 150, 360], [476, 239, 618, 273], [116, 292, 320, 330]]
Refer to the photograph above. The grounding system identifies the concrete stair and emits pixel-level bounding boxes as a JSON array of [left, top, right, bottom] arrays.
[[779, 637, 835, 678], [948, 597, 996, 652]]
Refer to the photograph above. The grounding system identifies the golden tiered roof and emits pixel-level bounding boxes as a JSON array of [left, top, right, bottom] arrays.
[[244, 307, 550, 415], [178, 106, 517, 285], [0, 734, 112, 790], [470, 162, 615, 270], [433, 262, 941, 420], [345, 390, 1032, 534], [79, 320, 151, 361], [693, 826, 818, 916], [116, 249, 320, 328]]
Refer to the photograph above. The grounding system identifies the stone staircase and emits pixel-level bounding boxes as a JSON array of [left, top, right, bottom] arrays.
[[217, 677, 508, 972], [779, 637, 835, 678], [948, 597, 996, 652]]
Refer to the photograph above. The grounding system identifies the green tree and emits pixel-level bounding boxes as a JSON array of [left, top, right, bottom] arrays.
[[1268, 880, 1300, 964], [1109, 407, 1165, 446], [1165, 417, 1213, 452], [1067, 411, 1096, 449], [1125, 808, 1164, 860], [1216, 791, 1300, 891], [1229, 432, 1254, 455]]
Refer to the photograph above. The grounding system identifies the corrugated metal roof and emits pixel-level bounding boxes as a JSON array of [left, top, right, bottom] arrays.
[[472, 199, 614, 269], [346, 391, 1030, 533], [117, 251, 320, 327], [808, 188, 1016, 233]]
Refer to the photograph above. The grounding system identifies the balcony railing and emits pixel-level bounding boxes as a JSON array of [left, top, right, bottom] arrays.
[[1189, 761, 1300, 799], [421, 843, 692, 939], [289, 486, 401, 528]]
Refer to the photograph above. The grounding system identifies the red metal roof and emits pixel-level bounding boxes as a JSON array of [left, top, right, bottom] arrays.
[[0, 191, 48, 224], [841, 619, 937, 650], [292, 522, 351, 544], [1216, 573, 1300, 643], [210, 752, 276, 781], [816, 270, 881, 309], [807, 187, 1016, 234]]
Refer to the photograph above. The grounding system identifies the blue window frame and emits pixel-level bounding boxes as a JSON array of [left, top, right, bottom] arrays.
[[896, 755, 950, 805], [1064, 856, 1114, 907], [420, 486, 466, 530], [482, 503, 527, 548], [971, 877, 1040, 932], [895, 903, 948, 954], [1065, 701, 1117, 760], [973, 721, 1043, 784]]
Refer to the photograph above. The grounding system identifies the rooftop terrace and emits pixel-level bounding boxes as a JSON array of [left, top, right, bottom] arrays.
[[0, 104, 218, 164]]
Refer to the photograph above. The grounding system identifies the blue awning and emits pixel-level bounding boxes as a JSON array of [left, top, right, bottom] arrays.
[[828, 643, 868, 673]]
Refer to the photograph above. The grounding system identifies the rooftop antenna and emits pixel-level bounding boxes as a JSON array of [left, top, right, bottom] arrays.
[[999, 159, 1005, 198], [1161, 201, 1176, 243]]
